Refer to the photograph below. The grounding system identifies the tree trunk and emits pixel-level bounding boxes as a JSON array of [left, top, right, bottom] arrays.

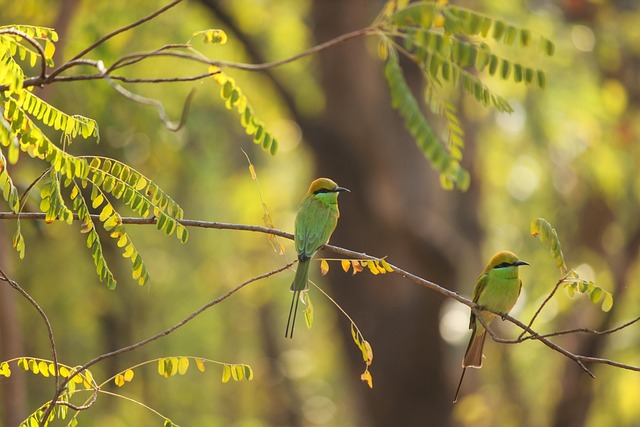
[[302, 1, 482, 425]]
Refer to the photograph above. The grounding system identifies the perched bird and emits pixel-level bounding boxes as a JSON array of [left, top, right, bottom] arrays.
[[285, 178, 349, 339], [453, 251, 529, 403]]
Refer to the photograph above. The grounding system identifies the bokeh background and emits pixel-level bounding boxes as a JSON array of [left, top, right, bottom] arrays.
[[1, 0, 639, 426]]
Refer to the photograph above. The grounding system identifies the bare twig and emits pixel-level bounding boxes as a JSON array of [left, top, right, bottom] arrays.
[[517, 316, 640, 340], [95, 60, 194, 131], [9, 25, 377, 93], [518, 273, 568, 340], [65, 0, 185, 64], [0, 268, 61, 418]]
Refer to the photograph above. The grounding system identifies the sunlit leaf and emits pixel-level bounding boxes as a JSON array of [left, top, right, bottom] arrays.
[[361, 369, 373, 388], [178, 357, 189, 375], [221, 364, 232, 383], [320, 258, 329, 276]]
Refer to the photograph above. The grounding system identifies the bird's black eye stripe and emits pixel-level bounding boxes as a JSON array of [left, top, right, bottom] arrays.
[[314, 188, 332, 194], [494, 262, 512, 269]]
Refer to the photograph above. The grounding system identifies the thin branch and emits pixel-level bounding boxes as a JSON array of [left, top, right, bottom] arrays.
[[518, 316, 640, 340], [95, 60, 194, 131], [0, 268, 61, 413], [56, 387, 98, 411], [12, 25, 377, 93], [518, 273, 568, 340], [39, 260, 294, 422], [65, 0, 185, 63], [105, 43, 193, 73], [477, 311, 594, 377]]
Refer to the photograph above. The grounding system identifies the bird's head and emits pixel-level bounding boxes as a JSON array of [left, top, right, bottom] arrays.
[[487, 251, 529, 272], [305, 178, 350, 199]]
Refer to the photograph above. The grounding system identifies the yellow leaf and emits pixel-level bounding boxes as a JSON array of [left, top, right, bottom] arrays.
[[59, 366, 70, 377], [123, 369, 134, 382], [44, 40, 56, 60], [341, 259, 351, 273], [158, 359, 165, 376], [363, 340, 374, 366], [367, 261, 380, 275], [380, 259, 394, 272], [351, 260, 363, 275], [232, 364, 244, 381], [378, 41, 388, 60], [222, 364, 231, 383], [361, 370, 373, 389], [320, 259, 329, 275], [304, 292, 314, 330], [39, 361, 49, 377], [122, 244, 135, 258], [195, 358, 206, 372], [433, 15, 445, 28], [248, 164, 256, 180], [178, 357, 189, 375], [169, 357, 179, 376], [602, 292, 614, 312], [114, 374, 124, 387]]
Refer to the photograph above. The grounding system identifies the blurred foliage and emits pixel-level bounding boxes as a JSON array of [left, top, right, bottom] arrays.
[[1, 0, 640, 426]]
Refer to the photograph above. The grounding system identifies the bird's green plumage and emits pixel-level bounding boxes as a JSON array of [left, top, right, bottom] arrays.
[[285, 178, 348, 339], [454, 250, 528, 402]]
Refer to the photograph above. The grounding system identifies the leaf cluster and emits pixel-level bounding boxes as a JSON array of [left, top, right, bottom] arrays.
[[1, 354, 253, 426], [1, 25, 188, 288], [531, 218, 613, 312], [376, 1, 554, 190]]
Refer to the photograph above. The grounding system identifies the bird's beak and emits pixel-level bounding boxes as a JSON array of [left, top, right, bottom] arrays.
[[515, 260, 530, 267], [334, 186, 350, 193]]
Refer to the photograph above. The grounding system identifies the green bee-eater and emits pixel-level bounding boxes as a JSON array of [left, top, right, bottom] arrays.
[[453, 250, 529, 402], [285, 178, 349, 339]]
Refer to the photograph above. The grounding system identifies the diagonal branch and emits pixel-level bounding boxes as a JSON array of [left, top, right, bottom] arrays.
[[3, 211, 638, 375], [35, 260, 293, 423]]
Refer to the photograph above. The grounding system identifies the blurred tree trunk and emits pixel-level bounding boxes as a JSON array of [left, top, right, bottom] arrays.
[[199, 0, 482, 424], [300, 1, 481, 425]]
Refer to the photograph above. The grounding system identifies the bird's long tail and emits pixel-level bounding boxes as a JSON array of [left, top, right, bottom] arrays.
[[285, 258, 311, 339], [453, 325, 487, 402], [463, 325, 486, 368]]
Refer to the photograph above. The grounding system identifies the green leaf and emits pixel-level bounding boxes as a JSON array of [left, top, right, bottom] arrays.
[[531, 218, 567, 273], [210, 70, 278, 154], [589, 286, 603, 304], [601, 292, 614, 312], [384, 53, 469, 191]]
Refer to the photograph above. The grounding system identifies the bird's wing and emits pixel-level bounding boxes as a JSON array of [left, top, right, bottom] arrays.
[[518, 278, 523, 297], [469, 273, 489, 329]]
